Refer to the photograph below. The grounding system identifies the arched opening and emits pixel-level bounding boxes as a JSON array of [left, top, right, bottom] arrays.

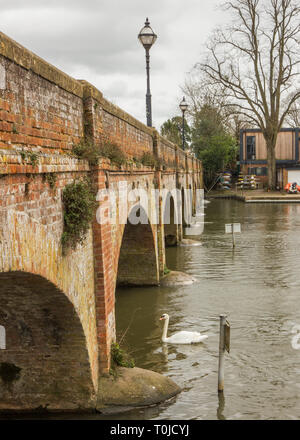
[[181, 186, 193, 228], [117, 205, 159, 286], [163, 192, 178, 247], [0, 272, 94, 411]]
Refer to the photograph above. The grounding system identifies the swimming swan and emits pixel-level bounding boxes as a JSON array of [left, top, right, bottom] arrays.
[[159, 313, 208, 344]]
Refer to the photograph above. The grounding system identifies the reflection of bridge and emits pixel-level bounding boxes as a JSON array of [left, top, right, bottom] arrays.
[[0, 32, 203, 410]]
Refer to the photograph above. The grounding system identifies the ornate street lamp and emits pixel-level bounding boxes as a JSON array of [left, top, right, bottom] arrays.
[[138, 18, 157, 127], [179, 97, 188, 150]]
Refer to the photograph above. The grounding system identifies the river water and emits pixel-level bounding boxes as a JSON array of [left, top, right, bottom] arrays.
[[112, 199, 300, 420]]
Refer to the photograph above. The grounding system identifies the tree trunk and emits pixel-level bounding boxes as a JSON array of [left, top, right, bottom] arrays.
[[266, 138, 277, 190]]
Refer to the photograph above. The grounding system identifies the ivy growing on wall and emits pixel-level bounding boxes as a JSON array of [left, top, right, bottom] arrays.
[[61, 178, 97, 252]]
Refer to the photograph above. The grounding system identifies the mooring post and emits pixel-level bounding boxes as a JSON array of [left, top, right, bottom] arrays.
[[218, 314, 227, 393], [231, 227, 235, 248]]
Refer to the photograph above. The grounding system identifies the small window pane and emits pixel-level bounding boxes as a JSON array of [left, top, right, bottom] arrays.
[[246, 136, 256, 160]]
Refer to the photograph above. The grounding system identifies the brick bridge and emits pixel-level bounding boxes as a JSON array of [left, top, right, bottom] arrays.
[[0, 32, 203, 410]]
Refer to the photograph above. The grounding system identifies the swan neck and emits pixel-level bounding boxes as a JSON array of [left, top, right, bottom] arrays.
[[162, 316, 169, 341]]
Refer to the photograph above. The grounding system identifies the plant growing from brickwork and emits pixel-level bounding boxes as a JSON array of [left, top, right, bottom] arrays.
[[72, 138, 100, 166], [110, 342, 135, 370], [20, 150, 39, 167], [61, 178, 97, 252], [73, 137, 126, 168], [140, 152, 157, 168], [100, 140, 126, 167], [163, 265, 171, 275], [132, 156, 142, 168], [45, 173, 57, 190]]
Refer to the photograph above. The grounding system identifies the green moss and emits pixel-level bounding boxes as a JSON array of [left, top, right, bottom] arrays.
[[12, 123, 18, 134], [61, 178, 97, 252], [111, 342, 135, 369]]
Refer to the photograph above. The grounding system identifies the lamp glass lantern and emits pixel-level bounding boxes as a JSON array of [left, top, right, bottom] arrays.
[[179, 97, 188, 113], [179, 97, 189, 150], [138, 18, 157, 50]]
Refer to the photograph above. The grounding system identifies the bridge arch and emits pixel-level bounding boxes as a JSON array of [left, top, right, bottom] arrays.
[[117, 204, 159, 286], [0, 272, 94, 410], [163, 191, 179, 247]]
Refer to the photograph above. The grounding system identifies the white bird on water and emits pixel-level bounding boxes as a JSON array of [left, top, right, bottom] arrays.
[[159, 313, 208, 344]]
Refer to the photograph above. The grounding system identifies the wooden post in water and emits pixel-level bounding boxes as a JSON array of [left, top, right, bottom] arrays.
[[232, 226, 235, 248], [218, 314, 227, 393]]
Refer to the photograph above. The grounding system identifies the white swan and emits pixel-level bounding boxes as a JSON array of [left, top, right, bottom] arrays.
[[159, 313, 208, 344]]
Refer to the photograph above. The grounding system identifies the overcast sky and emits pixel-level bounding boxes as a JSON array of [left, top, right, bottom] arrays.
[[0, 0, 224, 129]]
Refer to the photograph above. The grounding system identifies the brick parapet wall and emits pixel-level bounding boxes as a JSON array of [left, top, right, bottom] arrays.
[[0, 31, 201, 173]]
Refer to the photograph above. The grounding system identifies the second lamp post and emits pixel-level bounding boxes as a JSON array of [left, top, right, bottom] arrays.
[[138, 18, 157, 127], [179, 97, 188, 150]]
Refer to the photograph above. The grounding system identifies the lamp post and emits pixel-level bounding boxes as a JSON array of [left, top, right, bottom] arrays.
[[138, 18, 157, 127], [179, 97, 188, 150]]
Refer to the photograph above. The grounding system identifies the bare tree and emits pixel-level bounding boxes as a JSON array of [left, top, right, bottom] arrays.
[[198, 0, 300, 189], [182, 72, 253, 142], [286, 102, 300, 127]]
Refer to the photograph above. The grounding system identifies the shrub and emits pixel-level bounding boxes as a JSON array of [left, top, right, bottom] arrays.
[[61, 178, 97, 251]]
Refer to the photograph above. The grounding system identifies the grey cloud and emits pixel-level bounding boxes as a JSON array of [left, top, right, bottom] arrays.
[[0, 0, 223, 126]]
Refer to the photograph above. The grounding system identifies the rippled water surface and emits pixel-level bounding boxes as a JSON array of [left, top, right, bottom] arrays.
[[112, 200, 300, 420]]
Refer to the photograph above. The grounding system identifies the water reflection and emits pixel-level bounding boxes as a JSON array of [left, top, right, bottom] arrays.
[[217, 392, 226, 420], [115, 199, 300, 420]]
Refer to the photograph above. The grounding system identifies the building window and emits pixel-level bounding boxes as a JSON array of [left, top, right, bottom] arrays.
[[256, 167, 268, 176], [246, 136, 256, 160]]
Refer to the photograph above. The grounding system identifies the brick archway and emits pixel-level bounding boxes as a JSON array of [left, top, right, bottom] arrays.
[[117, 205, 159, 286], [0, 272, 94, 411], [163, 191, 179, 247]]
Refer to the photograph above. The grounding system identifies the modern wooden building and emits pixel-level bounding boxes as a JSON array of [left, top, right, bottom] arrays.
[[239, 128, 300, 188]]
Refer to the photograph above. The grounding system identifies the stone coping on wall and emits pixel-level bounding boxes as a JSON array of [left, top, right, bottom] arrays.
[[0, 148, 90, 174], [0, 148, 160, 175]]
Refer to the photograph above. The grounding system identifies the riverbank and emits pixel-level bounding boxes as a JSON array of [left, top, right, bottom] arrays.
[[207, 189, 300, 203]]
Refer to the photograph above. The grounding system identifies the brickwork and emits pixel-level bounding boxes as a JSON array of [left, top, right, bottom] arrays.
[[0, 272, 94, 410], [0, 31, 203, 410]]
